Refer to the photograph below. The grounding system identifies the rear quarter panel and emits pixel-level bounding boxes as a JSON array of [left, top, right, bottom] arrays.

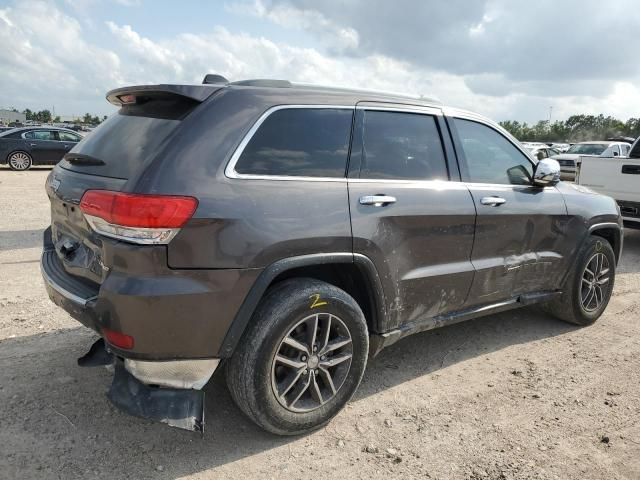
[[133, 88, 355, 269], [0, 137, 25, 163]]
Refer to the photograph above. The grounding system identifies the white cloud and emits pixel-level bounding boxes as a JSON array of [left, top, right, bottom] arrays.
[[1, 0, 640, 123], [227, 0, 359, 52], [0, 1, 122, 115]]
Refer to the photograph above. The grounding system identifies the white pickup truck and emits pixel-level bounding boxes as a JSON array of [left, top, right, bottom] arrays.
[[577, 148, 640, 229]]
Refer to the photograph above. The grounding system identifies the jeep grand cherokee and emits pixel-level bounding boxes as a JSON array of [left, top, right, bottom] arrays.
[[41, 77, 623, 435]]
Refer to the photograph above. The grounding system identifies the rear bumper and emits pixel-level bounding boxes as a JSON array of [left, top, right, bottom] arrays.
[[40, 248, 100, 331], [41, 228, 261, 360]]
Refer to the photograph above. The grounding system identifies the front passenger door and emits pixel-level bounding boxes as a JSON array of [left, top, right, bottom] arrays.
[[449, 116, 570, 305]]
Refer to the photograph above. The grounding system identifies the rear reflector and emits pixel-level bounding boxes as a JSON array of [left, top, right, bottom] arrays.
[[80, 190, 198, 244], [103, 327, 135, 350]]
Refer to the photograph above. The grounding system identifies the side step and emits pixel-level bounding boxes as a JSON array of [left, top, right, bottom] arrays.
[[370, 290, 562, 356]]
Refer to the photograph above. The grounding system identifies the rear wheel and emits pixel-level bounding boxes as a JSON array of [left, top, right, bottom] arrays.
[[544, 235, 615, 325], [8, 151, 32, 171], [225, 278, 369, 435]]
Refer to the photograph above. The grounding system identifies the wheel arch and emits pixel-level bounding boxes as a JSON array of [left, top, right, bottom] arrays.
[[218, 253, 387, 358], [589, 222, 623, 264]]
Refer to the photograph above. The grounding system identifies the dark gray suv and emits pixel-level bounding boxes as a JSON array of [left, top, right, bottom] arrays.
[[41, 78, 623, 435]]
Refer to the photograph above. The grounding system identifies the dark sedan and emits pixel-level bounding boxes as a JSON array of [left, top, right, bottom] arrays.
[[0, 127, 83, 170]]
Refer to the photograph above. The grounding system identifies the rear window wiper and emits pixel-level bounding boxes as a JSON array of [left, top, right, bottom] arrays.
[[63, 153, 106, 166]]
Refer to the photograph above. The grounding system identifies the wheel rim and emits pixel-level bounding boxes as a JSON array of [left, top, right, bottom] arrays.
[[271, 312, 353, 413], [580, 252, 610, 313], [9, 152, 30, 170]]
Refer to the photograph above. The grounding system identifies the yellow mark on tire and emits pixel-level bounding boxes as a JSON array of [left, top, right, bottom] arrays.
[[309, 293, 328, 309]]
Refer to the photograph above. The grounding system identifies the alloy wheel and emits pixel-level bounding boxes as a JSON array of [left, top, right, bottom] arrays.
[[271, 312, 353, 412], [9, 152, 31, 170], [580, 252, 610, 313]]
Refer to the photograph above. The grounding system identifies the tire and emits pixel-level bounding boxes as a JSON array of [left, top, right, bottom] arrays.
[[8, 151, 33, 171], [225, 278, 369, 435], [544, 235, 615, 325]]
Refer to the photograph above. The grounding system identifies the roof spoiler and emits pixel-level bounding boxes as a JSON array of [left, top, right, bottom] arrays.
[[106, 84, 221, 107]]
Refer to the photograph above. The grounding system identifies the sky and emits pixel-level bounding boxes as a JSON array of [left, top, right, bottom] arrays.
[[1, 0, 639, 123]]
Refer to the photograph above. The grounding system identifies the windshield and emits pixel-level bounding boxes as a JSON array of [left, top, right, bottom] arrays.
[[566, 143, 608, 155]]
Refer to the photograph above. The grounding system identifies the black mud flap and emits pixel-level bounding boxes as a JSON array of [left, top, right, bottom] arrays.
[[78, 338, 113, 367], [107, 361, 205, 433]]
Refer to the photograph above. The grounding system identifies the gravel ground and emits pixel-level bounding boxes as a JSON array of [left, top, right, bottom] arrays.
[[1, 168, 639, 480]]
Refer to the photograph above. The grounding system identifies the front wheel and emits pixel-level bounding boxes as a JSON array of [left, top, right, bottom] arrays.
[[544, 235, 615, 325], [225, 278, 369, 435], [8, 151, 33, 171]]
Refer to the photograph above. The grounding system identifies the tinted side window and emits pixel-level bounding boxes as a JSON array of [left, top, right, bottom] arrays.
[[455, 119, 533, 185], [360, 110, 448, 180], [31, 130, 55, 141], [59, 131, 81, 142], [235, 108, 353, 177]]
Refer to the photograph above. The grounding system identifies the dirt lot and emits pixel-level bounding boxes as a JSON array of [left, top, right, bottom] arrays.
[[1, 168, 639, 480]]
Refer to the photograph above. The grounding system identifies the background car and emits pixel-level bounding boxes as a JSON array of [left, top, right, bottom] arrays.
[[550, 142, 570, 152], [0, 127, 83, 170], [551, 141, 632, 181], [527, 145, 561, 160]]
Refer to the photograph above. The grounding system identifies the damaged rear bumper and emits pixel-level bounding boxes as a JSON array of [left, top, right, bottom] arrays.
[[78, 338, 217, 432], [109, 360, 206, 432]]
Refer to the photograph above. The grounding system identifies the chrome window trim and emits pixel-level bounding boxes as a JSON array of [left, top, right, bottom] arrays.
[[225, 103, 447, 182], [462, 181, 557, 191], [355, 104, 448, 182], [444, 107, 537, 165], [355, 104, 443, 116], [224, 104, 355, 182], [348, 178, 457, 186]]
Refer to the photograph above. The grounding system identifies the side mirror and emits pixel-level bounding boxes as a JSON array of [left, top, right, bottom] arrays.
[[533, 158, 560, 187], [613, 151, 619, 157]]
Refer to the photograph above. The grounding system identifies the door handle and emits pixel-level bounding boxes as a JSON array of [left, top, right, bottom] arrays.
[[480, 196, 506, 206], [359, 195, 397, 206], [30, 143, 37, 146]]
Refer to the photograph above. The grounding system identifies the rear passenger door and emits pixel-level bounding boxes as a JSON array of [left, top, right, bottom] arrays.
[[348, 105, 476, 329], [447, 113, 569, 305], [23, 130, 59, 163]]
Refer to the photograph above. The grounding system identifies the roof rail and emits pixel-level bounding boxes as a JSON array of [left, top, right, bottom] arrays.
[[202, 74, 229, 85], [230, 79, 292, 88]]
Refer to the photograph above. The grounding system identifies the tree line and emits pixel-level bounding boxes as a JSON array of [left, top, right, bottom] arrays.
[[499, 114, 640, 143], [8, 108, 107, 125]]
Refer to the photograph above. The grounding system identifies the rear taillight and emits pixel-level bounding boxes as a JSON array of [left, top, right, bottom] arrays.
[[103, 327, 135, 349], [80, 190, 198, 245]]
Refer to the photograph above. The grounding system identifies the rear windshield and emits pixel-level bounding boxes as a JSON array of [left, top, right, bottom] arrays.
[[566, 143, 607, 155], [59, 114, 180, 179], [59, 94, 197, 179]]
